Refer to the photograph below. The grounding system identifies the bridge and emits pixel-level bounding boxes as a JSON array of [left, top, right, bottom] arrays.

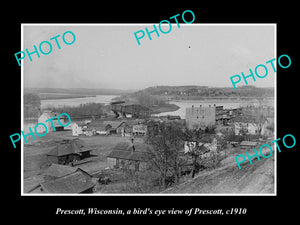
[[110, 101, 152, 118]]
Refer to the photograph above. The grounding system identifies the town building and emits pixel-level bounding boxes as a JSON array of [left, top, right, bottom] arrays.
[[234, 121, 260, 135], [106, 141, 150, 171], [132, 124, 147, 136], [103, 121, 130, 136], [185, 105, 216, 130], [184, 135, 218, 158], [72, 122, 86, 136], [37, 110, 68, 133], [46, 139, 94, 165]]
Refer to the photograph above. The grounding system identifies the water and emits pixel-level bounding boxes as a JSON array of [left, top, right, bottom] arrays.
[[155, 99, 274, 119], [40, 95, 274, 120], [41, 95, 118, 109], [23, 95, 118, 133]]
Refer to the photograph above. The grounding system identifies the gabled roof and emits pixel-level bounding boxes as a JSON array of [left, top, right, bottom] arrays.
[[107, 150, 149, 161], [103, 121, 127, 129], [43, 164, 78, 178], [47, 139, 92, 157], [107, 142, 151, 161], [40, 171, 94, 193]]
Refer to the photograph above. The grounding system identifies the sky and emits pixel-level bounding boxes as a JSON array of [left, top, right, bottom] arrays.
[[23, 24, 275, 90]]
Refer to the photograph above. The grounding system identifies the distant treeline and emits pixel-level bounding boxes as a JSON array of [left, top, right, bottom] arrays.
[[47, 103, 106, 117], [142, 85, 274, 98]]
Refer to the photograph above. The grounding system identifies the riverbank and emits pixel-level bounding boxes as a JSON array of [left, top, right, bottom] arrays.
[[170, 97, 275, 103], [39, 93, 96, 100], [150, 103, 180, 114]]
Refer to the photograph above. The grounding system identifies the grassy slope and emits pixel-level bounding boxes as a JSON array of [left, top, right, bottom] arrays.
[[163, 147, 274, 194]]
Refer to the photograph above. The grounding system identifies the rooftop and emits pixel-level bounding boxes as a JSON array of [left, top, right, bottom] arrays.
[[43, 164, 78, 178], [40, 171, 94, 193], [47, 139, 93, 157], [107, 142, 151, 161], [240, 141, 258, 146]]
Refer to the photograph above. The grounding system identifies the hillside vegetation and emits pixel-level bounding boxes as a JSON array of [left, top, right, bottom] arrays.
[[141, 85, 274, 99]]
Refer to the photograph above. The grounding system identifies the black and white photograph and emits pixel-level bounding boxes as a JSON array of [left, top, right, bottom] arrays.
[[5, 5, 298, 221], [21, 24, 276, 195]]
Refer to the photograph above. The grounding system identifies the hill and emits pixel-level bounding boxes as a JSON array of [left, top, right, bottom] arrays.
[[163, 150, 274, 194], [140, 85, 274, 100]]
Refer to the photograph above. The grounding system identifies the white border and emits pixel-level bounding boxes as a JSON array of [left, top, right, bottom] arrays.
[[21, 23, 277, 196]]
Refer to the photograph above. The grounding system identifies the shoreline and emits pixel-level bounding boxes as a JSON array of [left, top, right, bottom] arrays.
[[170, 98, 274, 103]]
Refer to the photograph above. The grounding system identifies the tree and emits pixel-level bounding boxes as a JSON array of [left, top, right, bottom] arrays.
[[24, 93, 41, 118], [145, 122, 185, 188], [183, 129, 210, 178]]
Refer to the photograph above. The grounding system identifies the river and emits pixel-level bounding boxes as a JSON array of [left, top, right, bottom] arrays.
[[25, 96, 274, 131], [42, 95, 274, 120], [24, 95, 118, 131], [41, 95, 118, 109]]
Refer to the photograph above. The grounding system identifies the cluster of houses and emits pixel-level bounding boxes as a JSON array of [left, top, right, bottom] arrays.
[[29, 138, 97, 194], [72, 119, 148, 137], [185, 104, 274, 137], [28, 103, 274, 194]]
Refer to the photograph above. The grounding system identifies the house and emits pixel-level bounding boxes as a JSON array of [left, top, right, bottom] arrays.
[[83, 127, 97, 136], [261, 117, 274, 136], [106, 142, 150, 171], [234, 121, 260, 135], [46, 139, 94, 165], [29, 169, 95, 194], [37, 110, 68, 133], [103, 121, 130, 136], [184, 135, 218, 156], [132, 124, 147, 136], [185, 105, 216, 130], [72, 122, 86, 136], [240, 141, 258, 149]]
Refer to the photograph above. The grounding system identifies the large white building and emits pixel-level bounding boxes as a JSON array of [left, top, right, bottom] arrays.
[[185, 105, 216, 130], [36, 110, 66, 134]]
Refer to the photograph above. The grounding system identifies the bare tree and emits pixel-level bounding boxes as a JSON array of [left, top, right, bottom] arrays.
[[145, 122, 185, 188], [183, 129, 211, 178]]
